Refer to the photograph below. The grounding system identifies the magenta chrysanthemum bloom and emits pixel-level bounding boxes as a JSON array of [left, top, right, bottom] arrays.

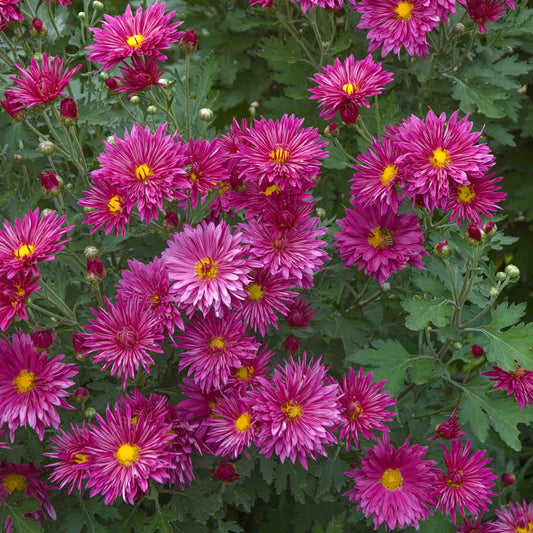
[[350, 135, 403, 214], [117, 257, 183, 335], [82, 297, 164, 389], [431, 0, 457, 22], [45, 423, 94, 495], [0, 208, 74, 280], [8, 54, 81, 108], [177, 378, 227, 424], [335, 201, 428, 284], [434, 439, 497, 524], [459, 0, 508, 33], [79, 177, 131, 237], [482, 365, 533, 409], [0, 0, 22, 25], [94, 123, 187, 224], [0, 272, 40, 331], [206, 394, 258, 459], [336, 368, 396, 450], [427, 407, 466, 442], [85, 403, 174, 505], [492, 500, 533, 533], [228, 346, 272, 391], [395, 109, 495, 210], [235, 269, 297, 337], [251, 354, 342, 469], [234, 114, 328, 191], [294, 0, 343, 13], [355, 0, 440, 58], [309, 55, 393, 120], [87, 1, 184, 70], [116, 56, 165, 96], [344, 435, 437, 530], [162, 220, 255, 317], [43, 0, 71, 7], [0, 331, 77, 441], [285, 293, 316, 328], [456, 515, 494, 533], [446, 173, 506, 227], [175, 311, 259, 391]]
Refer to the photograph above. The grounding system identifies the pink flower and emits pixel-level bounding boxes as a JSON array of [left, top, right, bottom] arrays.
[[309, 55, 393, 120], [87, 1, 184, 70], [177, 378, 227, 424], [251, 354, 342, 469], [0, 0, 23, 26], [431, 0, 457, 22], [492, 500, 533, 533], [344, 435, 437, 530], [482, 365, 533, 409], [334, 201, 428, 284], [228, 346, 272, 391], [8, 54, 81, 108], [459, 0, 509, 33], [43, 0, 71, 7], [285, 293, 316, 328], [428, 407, 466, 442], [0, 90, 25, 120], [115, 56, 165, 96], [456, 515, 494, 533], [294, 0, 343, 13], [434, 439, 497, 524], [0, 331, 77, 441], [0, 272, 40, 331]]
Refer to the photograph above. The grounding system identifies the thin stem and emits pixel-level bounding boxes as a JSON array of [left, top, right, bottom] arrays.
[[333, 137, 356, 163], [374, 95, 380, 135], [184, 54, 191, 139], [117, 95, 140, 123], [275, 11, 316, 66], [46, 2, 61, 38], [358, 289, 383, 308]]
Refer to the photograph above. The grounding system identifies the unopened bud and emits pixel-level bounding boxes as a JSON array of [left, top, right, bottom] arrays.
[[284, 335, 300, 355], [482, 221, 496, 237], [106, 135, 115, 145], [84, 246, 99, 258], [31, 329, 56, 353], [33, 52, 43, 62], [41, 208, 54, 217], [496, 271, 506, 282], [163, 211, 179, 232], [39, 140, 56, 155], [92, 0, 104, 10], [73, 387, 89, 403], [40, 172, 62, 197], [72, 333, 88, 358], [180, 29, 198, 53], [454, 22, 465, 34], [434, 240, 451, 258], [323, 121, 339, 138], [77, 11, 86, 19], [210, 461, 240, 482], [129, 95, 140, 105], [382, 282, 391, 292], [104, 77, 119, 92], [452, 342, 463, 351], [505, 264, 520, 280], [99, 71, 109, 80], [14, 154, 27, 165], [87, 257, 106, 283], [30, 17, 48, 38], [199, 108, 213, 121], [470, 344, 484, 358], [60, 97, 78, 124], [467, 223, 484, 244], [316, 207, 326, 218], [489, 287, 499, 298], [501, 473, 515, 487], [339, 102, 359, 126], [146, 105, 157, 115], [158, 78, 169, 86], [84, 407, 96, 418]]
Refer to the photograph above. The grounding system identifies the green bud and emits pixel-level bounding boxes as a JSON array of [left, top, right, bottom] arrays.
[[452, 342, 463, 351], [41, 208, 55, 217], [39, 140, 56, 155], [14, 154, 27, 165], [92, 0, 104, 10], [381, 282, 391, 292], [66, 183, 73, 190], [489, 287, 499, 298], [158, 78, 169, 86], [106, 136, 115, 145], [315, 207, 326, 218], [198, 108, 214, 121], [77, 11, 86, 19], [84, 246, 99, 259], [99, 71, 109, 80], [146, 105, 158, 115], [129, 95, 140, 105], [505, 264, 520, 280], [84, 407, 96, 418], [454, 22, 465, 34], [33, 52, 43, 62], [496, 271, 506, 282]]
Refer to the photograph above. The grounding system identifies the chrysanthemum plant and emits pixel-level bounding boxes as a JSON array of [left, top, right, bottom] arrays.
[[0, 0, 532, 531]]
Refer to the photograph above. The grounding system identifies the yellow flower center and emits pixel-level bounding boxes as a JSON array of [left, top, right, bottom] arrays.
[[236, 366, 254, 381], [195, 257, 218, 280], [263, 184, 281, 196], [209, 336, 225, 351], [342, 83, 359, 95], [380, 164, 398, 186], [234, 412, 251, 432], [3, 473, 26, 493], [126, 34, 145, 47], [269, 146, 290, 164], [13, 369, 36, 393], [367, 227, 393, 249], [135, 164, 153, 181], [281, 400, 303, 419], [107, 194, 122, 215], [456, 185, 476, 204], [131, 415, 139, 426], [14, 244, 35, 261], [346, 400, 364, 420], [115, 443, 140, 466], [149, 294, 160, 306], [446, 469, 464, 489], [380, 468, 403, 491], [429, 147, 451, 168], [394, 1, 414, 21], [14, 283, 25, 297], [73, 453, 89, 464], [512, 367, 526, 379], [515, 526, 532, 533], [247, 283, 265, 301], [218, 182, 229, 196]]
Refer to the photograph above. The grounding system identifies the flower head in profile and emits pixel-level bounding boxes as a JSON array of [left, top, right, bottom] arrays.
[[82, 297, 164, 389], [0, 331, 77, 440], [251, 354, 342, 469], [0, 208, 74, 279], [8, 54, 81, 108], [492, 500, 533, 533], [285, 293, 316, 328], [434, 439, 497, 524], [294, 0, 343, 13], [0, 90, 25, 121], [456, 515, 495, 533], [334, 201, 428, 285], [116, 56, 165, 96], [0, 272, 40, 331], [309, 55, 393, 120], [482, 365, 533, 409], [459, 0, 510, 33], [344, 435, 437, 530], [355, 0, 440, 58], [0, 0, 23, 26], [428, 407, 466, 442], [87, 1, 184, 70]]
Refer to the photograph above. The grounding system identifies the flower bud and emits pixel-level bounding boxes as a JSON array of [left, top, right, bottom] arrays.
[[505, 264, 520, 280], [40, 172, 62, 197], [1, 92, 26, 121], [496, 271, 506, 282], [104, 77, 119, 92], [501, 473, 515, 487], [158, 78, 169, 86], [84, 407, 96, 418], [210, 461, 240, 482], [284, 335, 300, 355], [39, 140, 56, 155], [14, 154, 27, 165], [146, 105, 157, 115], [323, 121, 339, 139], [454, 22, 465, 33], [452, 342, 462, 351], [30, 17, 48, 38], [339, 102, 359, 126], [316, 207, 326, 218], [99, 72, 109, 80], [382, 282, 391, 292], [92, 0, 104, 10], [73, 387, 89, 403], [60, 97, 78, 124], [84, 246, 99, 258], [72, 333, 88, 358], [469, 344, 484, 358], [41, 208, 54, 217], [434, 239, 451, 258], [466, 223, 484, 244], [77, 11, 86, 19], [488, 287, 499, 298], [199, 108, 214, 121], [163, 211, 179, 232], [66, 183, 73, 190], [33, 52, 43, 62], [31, 329, 56, 353], [482, 221, 496, 237], [129, 95, 140, 105], [180, 29, 198, 53], [87, 257, 106, 283], [106, 135, 115, 145]]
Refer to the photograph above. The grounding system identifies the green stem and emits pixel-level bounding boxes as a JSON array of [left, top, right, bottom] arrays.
[[117, 95, 140, 123], [275, 11, 316, 66], [358, 289, 383, 308], [184, 53, 191, 139], [46, 2, 61, 38]]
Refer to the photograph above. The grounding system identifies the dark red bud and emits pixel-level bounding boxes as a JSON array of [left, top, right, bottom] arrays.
[[73, 387, 89, 403], [72, 333, 88, 357], [31, 329, 56, 353], [180, 30, 198, 53], [105, 77, 119, 92], [1, 91, 25, 121], [339, 102, 359, 126], [60, 97, 78, 123], [284, 335, 300, 355], [163, 211, 179, 231], [434, 240, 451, 258], [470, 344, 484, 357], [87, 258, 106, 282], [40, 172, 61, 196], [31, 17, 47, 37], [501, 473, 515, 486], [210, 461, 240, 482], [467, 223, 483, 242]]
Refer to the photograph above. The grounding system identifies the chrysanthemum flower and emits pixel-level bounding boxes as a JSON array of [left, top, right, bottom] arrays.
[[309, 55, 393, 120], [45, 423, 94, 495], [177, 378, 227, 425], [95, 123, 187, 224], [428, 407, 466, 442], [175, 311, 259, 391], [87, 1, 184, 70], [0, 331, 77, 441], [336, 368, 396, 450], [395, 109, 495, 210], [116, 56, 165, 96], [0, 272, 40, 331], [335, 201, 428, 284], [294, 0, 343, 12], [434, 439, 497, 524], [228, 346, 272, 391], [482, 365, 533, 409], [43, 0, 71, 7], [85, 403, 174, 505], [344, 435, 437, 530], [459, 0, 509, 33], [79, 177, 131, 237], [0, 0, 23, 26], [492, 500, 533, 533], [117, 257, 183, 336], [432, 0, 457, 22], [355, 0, 440, 58], [0, 208, 74, 279], [445, 173, 506, 227], [82, 297, 164, 389], [206, 394, 258, 459], [8, 54, 81, 108], [350, 135, 403, 214], [234, 114, 328, 191], [285, 293, 316, 328], [456, 515, 494, 533], [0, 90, 25, 120], [162, 220, 255, 317], [251, 354, 342, 469]]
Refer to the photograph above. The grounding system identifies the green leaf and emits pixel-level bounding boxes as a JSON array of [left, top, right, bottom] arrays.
[[322, 142, 351, 170], [488, 301, 527, 330], [216, 520, 244, 533], [0, 495, 43, 533], [401, 297, 454, 331], [448, 75, 507, 118], [312, 453, 350, 498], [416, 513, 455, 533]]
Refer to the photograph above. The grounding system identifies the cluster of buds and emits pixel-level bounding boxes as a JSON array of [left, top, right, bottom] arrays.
[[84, 246, 106, 284], [466, 221, 498, 245]]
